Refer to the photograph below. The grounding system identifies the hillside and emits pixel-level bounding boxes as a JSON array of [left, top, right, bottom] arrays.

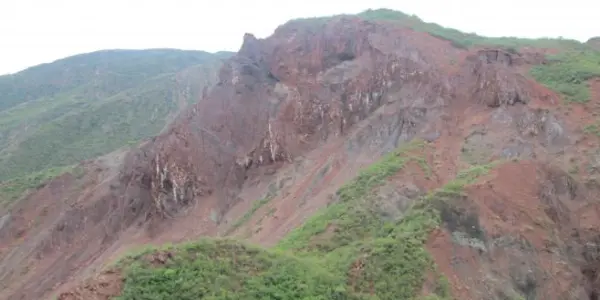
[[1, 8, 600, 300], [0, 49, 232, 209]]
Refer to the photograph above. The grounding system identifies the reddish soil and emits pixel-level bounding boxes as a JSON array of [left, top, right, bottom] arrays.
[[427, 228, 477, 299], [56, 269, 123, 300], [427, 160, 600, 299]]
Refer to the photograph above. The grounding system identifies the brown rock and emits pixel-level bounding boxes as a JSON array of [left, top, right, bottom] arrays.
[[119, 15, 453, 221]]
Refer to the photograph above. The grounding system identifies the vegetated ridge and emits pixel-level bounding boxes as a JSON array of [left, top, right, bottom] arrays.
[[0, 49, 232, 209], [1, 8, 600, 300]]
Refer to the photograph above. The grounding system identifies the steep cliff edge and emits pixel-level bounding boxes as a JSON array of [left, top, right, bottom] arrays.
[[1, 10, 600, 300], [125, 16, 454, 223]]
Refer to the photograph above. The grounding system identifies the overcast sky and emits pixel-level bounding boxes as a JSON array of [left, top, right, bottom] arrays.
[[0, 0, 597, 75]]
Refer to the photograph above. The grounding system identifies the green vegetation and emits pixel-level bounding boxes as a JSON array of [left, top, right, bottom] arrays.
[[116, 239, 350, 300], [114, 140, 499, 299], [0, 49, 233, 182], [438, 163, 498, 195], [0, 49, 231, 112], [277, 140, 428, 252], [530, 50, 600, 103], [584, 123, 600, 136], [226, 197, 273, 235], [356, 9, 583, 50], [0, 165, 82, 209]]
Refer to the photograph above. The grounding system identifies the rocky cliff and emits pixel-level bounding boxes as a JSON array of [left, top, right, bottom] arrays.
[[119, 16, 458, 225]]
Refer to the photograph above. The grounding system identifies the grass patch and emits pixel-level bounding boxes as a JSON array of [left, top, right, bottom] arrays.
[[0, 165, 81, 208], [276, 139, 427, 252], [116, 239, 351, 300], [115, 140, 499, 299], [0, 50, 232, 181], [425, 163, 497, 245], [226, 197, 273, 235], [357, 9, 583, 50], [584, 123, 600, 136], [530, 50, 600, 103]]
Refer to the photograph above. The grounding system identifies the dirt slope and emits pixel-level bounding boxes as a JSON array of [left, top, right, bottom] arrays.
[[1, 13, 599, 300]]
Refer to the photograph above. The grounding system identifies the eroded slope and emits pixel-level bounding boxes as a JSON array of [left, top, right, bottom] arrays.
[[2, 9, 600, 300]]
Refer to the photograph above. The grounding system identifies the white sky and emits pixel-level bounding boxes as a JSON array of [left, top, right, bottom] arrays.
[[0, 0, 597, 75]]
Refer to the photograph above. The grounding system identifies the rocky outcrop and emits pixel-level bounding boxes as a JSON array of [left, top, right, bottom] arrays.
[[119, 16, 454, 221], [477, 49, 514, 66], [115, 24, 547, 232], [465, 48, 530, 107]]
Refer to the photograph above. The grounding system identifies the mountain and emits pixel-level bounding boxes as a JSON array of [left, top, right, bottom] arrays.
[[0, 49, 233, 208], [2, 8, 600, 300], [588, 37, 600, 50]]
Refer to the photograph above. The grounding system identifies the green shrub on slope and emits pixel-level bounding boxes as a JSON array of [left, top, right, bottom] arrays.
[[0, 50, 231, 181], [530, 50, 600, 103], [117, 239, 351, 300], [115, 141, 501, 299], [0, 165, 82, 209]]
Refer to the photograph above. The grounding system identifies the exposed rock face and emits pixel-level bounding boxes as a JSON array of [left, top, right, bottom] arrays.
[[121, 16, 454, 221], [465, 49, 529, 107], [477, 49, 514, 66]]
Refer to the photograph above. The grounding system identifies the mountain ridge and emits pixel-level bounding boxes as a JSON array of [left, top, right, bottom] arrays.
[[0, 48, 233, 209], [1, 8, 600, 300]]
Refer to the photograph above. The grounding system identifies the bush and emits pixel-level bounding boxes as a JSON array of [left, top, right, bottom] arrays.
[[530, 50, 600, 103]]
